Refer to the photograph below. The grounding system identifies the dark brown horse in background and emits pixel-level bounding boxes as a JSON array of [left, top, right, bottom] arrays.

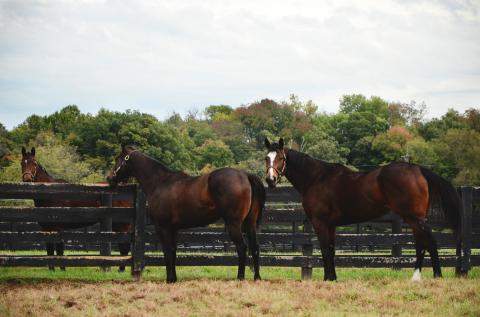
[[21, 147, 132, 271], [107, 145, 265, 283], [264, 138, 463, 281]]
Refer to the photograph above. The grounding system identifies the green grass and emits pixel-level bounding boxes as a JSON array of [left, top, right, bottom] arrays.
[[1, 266, 479, 283]]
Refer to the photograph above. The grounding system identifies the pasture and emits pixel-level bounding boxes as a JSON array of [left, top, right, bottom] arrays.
[[1, 267, 479, 316], [0, 169, 479, 316]]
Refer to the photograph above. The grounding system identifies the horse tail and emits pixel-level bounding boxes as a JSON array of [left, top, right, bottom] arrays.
[[247, 173, 266, 229], [419, 166, 463, 272], [244, 173, 265, 274]]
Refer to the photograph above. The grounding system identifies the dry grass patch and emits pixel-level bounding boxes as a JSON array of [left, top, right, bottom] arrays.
[[1, 273, 479, 316]]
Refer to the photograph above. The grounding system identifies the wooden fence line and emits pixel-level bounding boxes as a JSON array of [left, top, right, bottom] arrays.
[[0, 183, 478, 280]]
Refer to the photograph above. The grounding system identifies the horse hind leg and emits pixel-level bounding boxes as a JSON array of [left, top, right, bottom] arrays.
[[245, 224, 261, 280], [46, 242, 55, 271], [226, 223, 247, 280], [407, 218, 442, 280]]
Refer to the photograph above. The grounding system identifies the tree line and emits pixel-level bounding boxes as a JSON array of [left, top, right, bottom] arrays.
[[0, 94, 479, 185]]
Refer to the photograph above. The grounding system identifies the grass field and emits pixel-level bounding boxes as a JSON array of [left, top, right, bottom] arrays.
[[1, 266, 479, 316]]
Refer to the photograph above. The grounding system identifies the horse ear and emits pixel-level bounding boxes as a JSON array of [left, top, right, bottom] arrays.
[[264, 138, 271, 149], [279, 138, 284, 148], [21, 147, 27, 157], [31, 147, 35, 156]]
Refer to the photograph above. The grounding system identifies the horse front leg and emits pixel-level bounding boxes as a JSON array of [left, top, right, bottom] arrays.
[[158, 226, 178, 283], [313, 220, 337, 281]]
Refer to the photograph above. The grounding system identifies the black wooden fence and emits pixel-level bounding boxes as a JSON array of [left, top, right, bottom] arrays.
[[0, 183, 479, 280]]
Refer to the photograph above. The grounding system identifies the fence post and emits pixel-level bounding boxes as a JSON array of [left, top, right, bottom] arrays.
[[100, 193, 113, 271], [131, 186, 146, 281], [460, 186, 473, 275], [391, 214, 402, 270], [301, 219, 313, 280]]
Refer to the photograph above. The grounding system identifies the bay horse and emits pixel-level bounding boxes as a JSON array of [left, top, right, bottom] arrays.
[[264, 138, 463, 281], [21, 147, 132, 271], [107, 145, 265, 283]]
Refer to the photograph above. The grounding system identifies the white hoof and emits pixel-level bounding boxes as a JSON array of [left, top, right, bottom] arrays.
[[411, 269, 422, 282]]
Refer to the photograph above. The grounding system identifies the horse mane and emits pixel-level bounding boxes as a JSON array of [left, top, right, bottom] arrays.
[[125, 145, 188, 177], [285, 149, 356, 184], [286, 149, 344, 173]]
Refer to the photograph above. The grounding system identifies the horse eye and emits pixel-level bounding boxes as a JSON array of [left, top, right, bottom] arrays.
[[265, 156, 269, 162]]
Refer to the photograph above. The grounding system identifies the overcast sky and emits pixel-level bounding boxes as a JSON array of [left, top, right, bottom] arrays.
[[1, 0, 479, 129]]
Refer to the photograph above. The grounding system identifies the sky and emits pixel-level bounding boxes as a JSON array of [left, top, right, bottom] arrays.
[[0, 0, 479, 129]]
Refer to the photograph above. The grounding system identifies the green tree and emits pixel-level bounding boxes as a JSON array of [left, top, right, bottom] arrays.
[[465, 108, 480, 132], [418, 109, 468, 141], [205, 105, 233, 121], [235, 98, 312, 148], [9, 114, 47, 145], [433, 129, 480, 185], [195, 140, 235, 171], [387, 101, 426, 127], [372, 126, 413, 162], [0, 123, 11, 166], [302, 125, 349, 163], [405, 138, 438, 168], [339, 94, 389, 120]]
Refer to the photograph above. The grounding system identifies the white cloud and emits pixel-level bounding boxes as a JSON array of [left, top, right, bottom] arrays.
[[0, 0, 479, 128]]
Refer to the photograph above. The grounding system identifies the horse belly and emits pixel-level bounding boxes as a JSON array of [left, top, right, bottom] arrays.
[[175, 206, 220, 229], [336, 205, 388, 225]]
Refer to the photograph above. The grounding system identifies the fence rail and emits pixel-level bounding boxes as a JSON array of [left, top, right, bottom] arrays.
[[0, 182, 478, 279]]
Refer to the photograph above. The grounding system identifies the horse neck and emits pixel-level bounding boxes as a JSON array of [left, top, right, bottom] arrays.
[[284, 149, 328, 195], [130, 153, 179, 197], [34, 165, 57, 183]]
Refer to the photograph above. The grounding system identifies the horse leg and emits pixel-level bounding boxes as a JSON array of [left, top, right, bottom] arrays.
[[55, 241, 66, 271], [313, 220, 336, 281], [118, 242, 131, 272], [408, 218, 442, 279], [245, 225, 261, 280], [226, 223, 247, 280], [46, 242, 55, 271], [158, 227, 178, 283]]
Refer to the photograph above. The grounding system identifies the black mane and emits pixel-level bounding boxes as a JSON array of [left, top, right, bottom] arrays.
[[125, 145, 188, 177]]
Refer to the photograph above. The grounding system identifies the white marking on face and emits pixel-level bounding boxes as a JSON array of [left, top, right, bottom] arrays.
[[411, 269, 422, 282], [267, 151, 277, 180]]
